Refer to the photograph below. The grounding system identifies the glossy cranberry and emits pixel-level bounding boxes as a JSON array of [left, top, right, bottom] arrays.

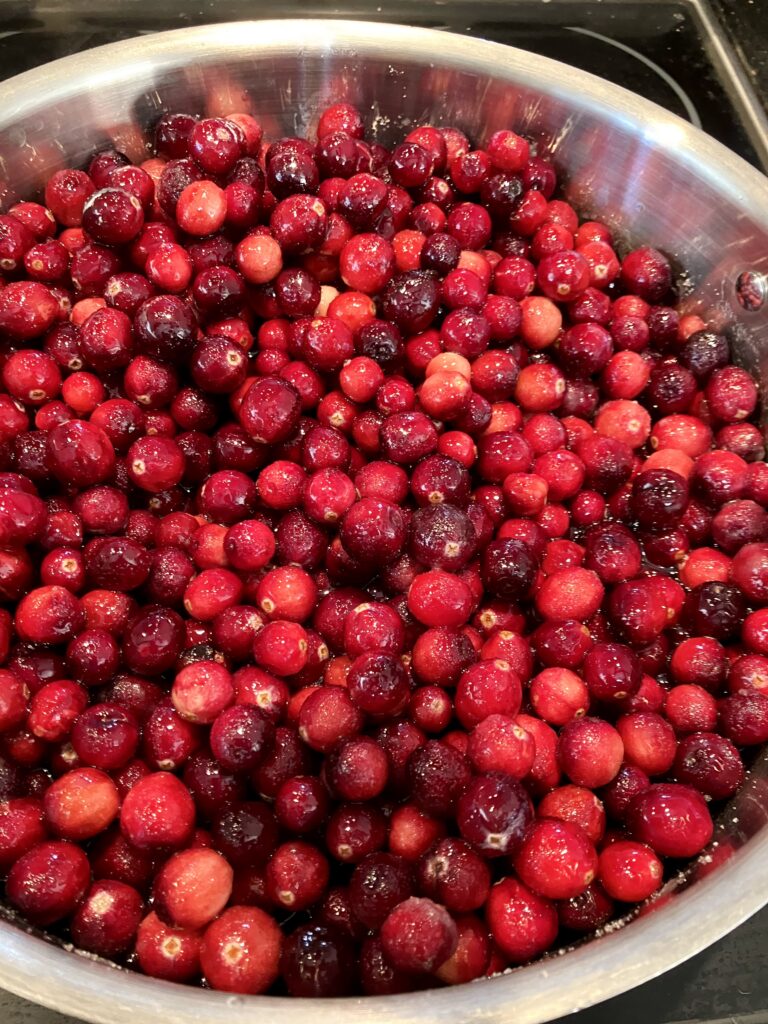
[[628, 783, 712, 858], [456, 771, 532, 856], [82, 188, 144, 245], [6, 839, 90, 925], [280, 924, 356, 997], [486, 877, 558, 963]]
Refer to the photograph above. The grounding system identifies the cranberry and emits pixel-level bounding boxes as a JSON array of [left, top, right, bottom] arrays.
[[6, 839, 89, 926], [281, 924, 356, 997], [486, 877, 558, 963], [515, 819, 597, 900], [380, 897, 457, 973], [120, 771, 195, 850], [135, 910, 202, 982], [598, 841, 663, 903], [83, 188, 144, 245], [673, 731, 744, 799], [628, 783, 713, 857], [457, 771, 532, 856], [71, 879, 143, 957], [201, 906, 282, 994]]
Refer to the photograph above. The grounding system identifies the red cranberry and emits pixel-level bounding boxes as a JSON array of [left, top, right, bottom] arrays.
[[486, 877, 558, 963], [628, 783, 713, 857]]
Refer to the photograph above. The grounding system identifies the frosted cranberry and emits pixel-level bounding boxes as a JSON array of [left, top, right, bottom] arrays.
[[265, 839, 329, 911], [558, 717, 623, 788], [673, 731, 743, 799], [720, 690, 768, 745], [706, 365, 758, 422], [620, 246, 671, 301], [712, 498, 768, 553], [152, 848, 232, 933], [678, 328, 729, 380], [403, 739, 469, 819], [43, 765, 118, 840], [468, 712, 536, 774], [170, 661, 233, 726], [380, 896, 457, 974], [664, 685, 717, 736], [201, 905, 281, 994], [380, 270, 440, 335], [343, 602, 405, 658], [209, 704, 272, 775], [486, 877, 558, 963], [69, 878, 142, 957], [534, 787, 604, 848], [614, 712, 675, 777], [717, 422, 765, 462], [628, 783, 712, 857], [135, 910, 202, 982], [295, 685, 359, 753], [0, 668, 28, 733], [120, 771, 194, 851], [14, 584, 84, 646], [408, 685, 451, 733], [6, 839, 90, 925], [452, 660, 519, 728], [0, 798, 46, 870], [344, 852, 413, 933], [411, 628, 476, 689], [326, 736, 388, 801], [730, 542, 768, 603], [27, 679, 85, 743], [744, 607, 768, 654]]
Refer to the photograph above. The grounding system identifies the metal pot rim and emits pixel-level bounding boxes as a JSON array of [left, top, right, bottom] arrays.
[[0, 19, 767, 1024]]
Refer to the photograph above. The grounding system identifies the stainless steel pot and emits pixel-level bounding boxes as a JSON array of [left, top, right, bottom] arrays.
[[1, 18, 768, 1024]]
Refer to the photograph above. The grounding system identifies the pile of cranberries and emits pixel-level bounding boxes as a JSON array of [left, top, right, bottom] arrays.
[[0, 99, 766, 999]]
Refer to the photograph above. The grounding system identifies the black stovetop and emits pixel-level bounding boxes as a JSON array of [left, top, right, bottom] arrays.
[[0, 2, 766, 1023]]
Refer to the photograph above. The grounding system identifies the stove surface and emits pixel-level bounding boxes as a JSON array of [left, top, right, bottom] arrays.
[[0, 2, 766, 1023]]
